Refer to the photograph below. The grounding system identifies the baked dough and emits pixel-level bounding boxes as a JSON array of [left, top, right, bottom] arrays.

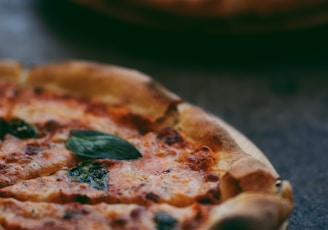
[[0, 60, 293, 229]]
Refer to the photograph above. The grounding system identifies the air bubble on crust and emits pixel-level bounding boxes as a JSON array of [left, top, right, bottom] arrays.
[[275, 179, 283, 192]]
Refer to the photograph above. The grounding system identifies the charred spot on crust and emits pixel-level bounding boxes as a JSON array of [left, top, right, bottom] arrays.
[[130, 207, 145, 219], [130, 114, 154, 134], [111, 108, 154, 134], [42, 120, 63, 133], [205, 172, 220, 182], [0, 163, 6, 170], [154, 211, 178, 230], [85, 102, 109, 116], [36, 120, 63, 137], [110, 218, 128, 228], [162, 169, 172, 174], [185, 146, 218, 171], [197, 187, 221, 204], [68, 161, 109, 191], [106, 104, 157, 133], [157, 127, 183, 145], [3, 152, 33, 164], [33, 86, 44, 95], [25, 142, 49, 155], [62, 211, 75, 220], [145, 192, 160, 203], [155, 169, 172, 176], [62, 205, 90, 220]]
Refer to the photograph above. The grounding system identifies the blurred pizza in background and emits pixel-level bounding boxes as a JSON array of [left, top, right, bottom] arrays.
[[72, 0, 328, 33]]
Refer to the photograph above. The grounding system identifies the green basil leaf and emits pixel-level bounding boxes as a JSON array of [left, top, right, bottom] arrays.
[[8, 118, 37, 138], [66, 130, 142, 160], [0, 118, 37, 139], [0, 118, 9, 139]]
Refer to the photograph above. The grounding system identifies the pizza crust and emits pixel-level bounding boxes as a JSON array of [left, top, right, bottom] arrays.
[[0, 60, 293, 229], [204, 192, 293, 230], [0, 61, 22, 82], [25, 61, 181, 122], [175, 102, 293, 229]]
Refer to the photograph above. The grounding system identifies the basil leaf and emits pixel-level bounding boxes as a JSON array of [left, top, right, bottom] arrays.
[[0, 118, 9, 139], [66, 130, 142, 160], [8, 118, 37, 138], [0, 118, 37, 139]]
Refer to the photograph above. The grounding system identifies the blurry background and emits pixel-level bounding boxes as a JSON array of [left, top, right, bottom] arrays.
[[0, 0, 327, 229]]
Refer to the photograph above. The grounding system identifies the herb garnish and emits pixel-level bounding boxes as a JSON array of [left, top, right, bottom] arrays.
[[68, 161, 109, 191], [0, 118, 37, 139], [66, 130, 142, 160], [154, 211, 178, 230]]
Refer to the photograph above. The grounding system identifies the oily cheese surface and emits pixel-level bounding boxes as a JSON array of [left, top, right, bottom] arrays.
[[0, 61, 293, 230]]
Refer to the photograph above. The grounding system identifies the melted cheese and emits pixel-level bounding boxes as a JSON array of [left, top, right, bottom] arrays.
[[0, 132, 219, 207], [0, 83, 220, 229], [0, 198, 207, 230]]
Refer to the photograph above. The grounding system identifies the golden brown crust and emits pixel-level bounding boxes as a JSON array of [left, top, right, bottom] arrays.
[[176, 103, 278, 173], [0, 61, 22, 82], [175, 103, 291, 210], [177, 104, 240, 153], [26, 61, 181, 122], [0, 60, 293, 229], [215, 115, 278, 174], [204, 193, 293, 230]]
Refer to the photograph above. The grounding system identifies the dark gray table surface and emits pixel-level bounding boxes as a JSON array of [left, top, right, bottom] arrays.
[[1, 1, 327, 229]]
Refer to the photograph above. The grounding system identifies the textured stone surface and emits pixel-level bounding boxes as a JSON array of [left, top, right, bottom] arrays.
[[1, 1, 327, 229]]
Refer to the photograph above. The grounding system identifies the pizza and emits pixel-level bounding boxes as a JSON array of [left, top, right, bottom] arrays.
[[71, 0, 328, 32], [0, 60, 293, 229]]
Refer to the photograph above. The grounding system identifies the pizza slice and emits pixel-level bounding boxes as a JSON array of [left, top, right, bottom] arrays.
[[0, 60, 293, 229]]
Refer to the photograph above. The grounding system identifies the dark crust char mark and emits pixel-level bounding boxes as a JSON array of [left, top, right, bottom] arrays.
[[178, 146, 218, 171], [157, 126, 183, 145]]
